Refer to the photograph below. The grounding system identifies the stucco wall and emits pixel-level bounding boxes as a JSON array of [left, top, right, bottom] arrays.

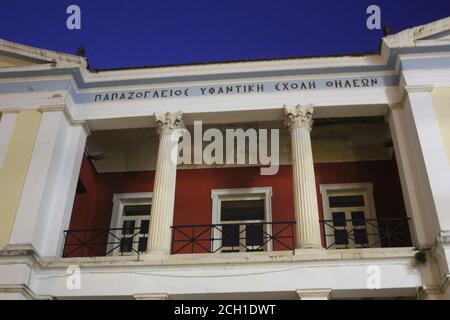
[[0, 110, 42, 246]]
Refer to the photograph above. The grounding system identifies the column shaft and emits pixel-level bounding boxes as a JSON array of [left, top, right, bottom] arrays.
[[404, 88, 450, 235], [285, 105, 322, 248], [147, 112, 183, 254]]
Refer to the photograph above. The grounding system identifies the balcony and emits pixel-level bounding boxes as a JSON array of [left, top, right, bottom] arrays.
[[62, 217, 411, 257], [62, 221, 295, 257], [320, 217, 412, 249], [63, 226, 148, 258], [171, 221, 296, 254]]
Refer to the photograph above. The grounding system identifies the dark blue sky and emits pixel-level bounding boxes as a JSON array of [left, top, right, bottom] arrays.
[[0, 1, 449, 69]]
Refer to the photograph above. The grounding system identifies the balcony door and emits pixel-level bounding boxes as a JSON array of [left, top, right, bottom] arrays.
[[119, 204, 150, 254], [320, 183, 379, 249], [220, 199, 266, 252], [109, 192, 152, 255], [211, 187, 272, 253]]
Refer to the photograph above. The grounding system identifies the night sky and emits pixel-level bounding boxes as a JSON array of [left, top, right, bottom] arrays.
[[0, 0, 449, 69]]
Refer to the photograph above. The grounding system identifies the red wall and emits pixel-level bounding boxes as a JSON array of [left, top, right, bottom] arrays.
[[64, 154, 98, 257], [315, 160, 407, 221], [66, 155, 408, 256]]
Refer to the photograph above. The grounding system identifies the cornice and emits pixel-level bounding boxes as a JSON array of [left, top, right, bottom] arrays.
[[404, 84, 434, 93]]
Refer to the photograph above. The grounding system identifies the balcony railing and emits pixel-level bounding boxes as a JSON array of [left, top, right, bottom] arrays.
[[62, 227, 148, 257], [171, 221, 296, 254], [319, 217, 411, 249], [62, 217, 412, 258]]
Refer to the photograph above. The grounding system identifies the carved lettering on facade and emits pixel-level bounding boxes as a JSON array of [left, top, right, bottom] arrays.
[[92, 77, 381, 103]]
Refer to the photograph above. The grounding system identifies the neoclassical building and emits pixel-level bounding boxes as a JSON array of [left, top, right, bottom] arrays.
[[0, 17, 450, 300]]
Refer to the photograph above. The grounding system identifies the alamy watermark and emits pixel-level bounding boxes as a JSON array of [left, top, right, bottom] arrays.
[[366, 265, 381, 289], [66, 265, 81, 290], [366, 5, 381, 30], [65, 5, 383, 33], [168, 121, 280, 175], [66, 5, 81, 30]]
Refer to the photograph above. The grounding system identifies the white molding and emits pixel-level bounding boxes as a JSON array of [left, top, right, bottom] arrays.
[[0, 91, 69, 110], [110, 192, 153, 230], [0, 92, 90, 136], [319, 182, 374, 194], [0, 284, 37, 300], [404, 85, 434, 93], [401, 68, 450, 88], [211, 187, 272, 200], [0, 247, 420, 299], [0, 112, 17, 170]]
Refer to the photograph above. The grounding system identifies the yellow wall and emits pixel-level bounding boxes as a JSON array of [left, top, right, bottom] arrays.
[[0, 110, 42, 247], [432, 88, 450, 165], [0, 54, 36, 68]]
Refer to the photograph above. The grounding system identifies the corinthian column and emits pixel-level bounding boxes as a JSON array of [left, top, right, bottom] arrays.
[[147, 111, 184, 255], [285, 104, 322, 249]]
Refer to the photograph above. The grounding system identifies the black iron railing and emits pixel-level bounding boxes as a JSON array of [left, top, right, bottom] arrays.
[[63, 217, 411, 257], [171, 221, 296, 254], [63, 227, 148, 257], [319, 217, 411, 249]]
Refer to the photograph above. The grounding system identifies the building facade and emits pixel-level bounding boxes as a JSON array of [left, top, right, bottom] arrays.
[[0, 17, 450, 300]]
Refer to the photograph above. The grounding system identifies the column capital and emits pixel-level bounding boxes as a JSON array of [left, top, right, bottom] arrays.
[[154, 111, 184, 135], [284, 104, 314, 131]]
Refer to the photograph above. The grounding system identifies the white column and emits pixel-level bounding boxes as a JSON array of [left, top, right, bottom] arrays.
[[8, 109, 88, 257], [0, 111, 18, 170], [296, 289, 331, 300], [389, 85, 450, 300], [387, 104, 438, 247], [147, 111, 183, 255], [285, 104, 322, 249], [404, 86, 450, 238]]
